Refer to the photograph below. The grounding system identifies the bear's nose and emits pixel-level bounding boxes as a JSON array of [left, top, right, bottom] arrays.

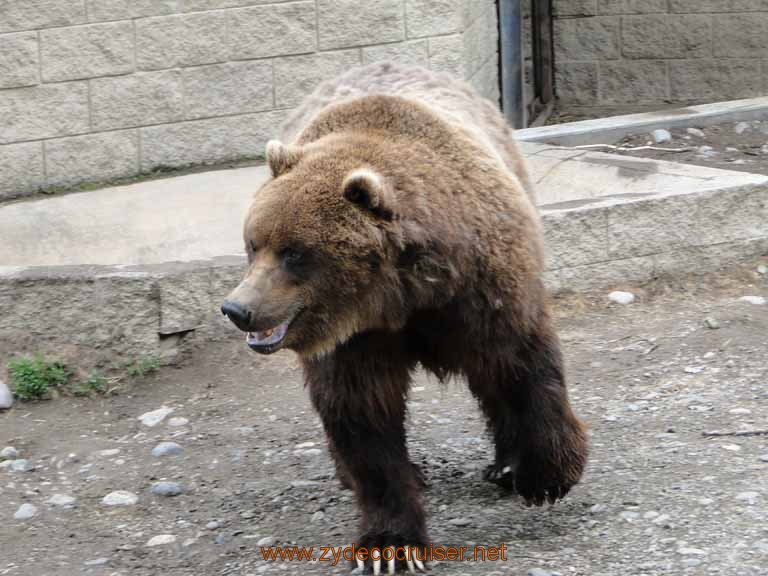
[[221, 299, 252, 331]]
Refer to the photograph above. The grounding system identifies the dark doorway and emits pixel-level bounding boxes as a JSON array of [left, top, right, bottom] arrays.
[[498, 0, 555, 128]]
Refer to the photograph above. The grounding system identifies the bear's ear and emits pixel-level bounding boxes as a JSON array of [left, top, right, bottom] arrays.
[[266, 140, 302, 177], [342, 169, 395, 221]]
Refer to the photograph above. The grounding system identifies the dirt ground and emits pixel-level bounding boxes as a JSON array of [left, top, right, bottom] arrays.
[[2, 264, 768, 576]]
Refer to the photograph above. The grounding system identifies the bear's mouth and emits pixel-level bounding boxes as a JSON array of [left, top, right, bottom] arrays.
[[245, 317, 293, 354]]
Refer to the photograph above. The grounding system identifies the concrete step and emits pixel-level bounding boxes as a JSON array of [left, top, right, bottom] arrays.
[[1, 147, 766, 365]]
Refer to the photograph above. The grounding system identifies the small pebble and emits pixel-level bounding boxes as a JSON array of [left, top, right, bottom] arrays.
[[9, 459, 33, 472], [652, 129, 672, 144], [678, 547, 707, 556], [14, 503, 37, 520], [47, 494, 76, 508], [151, 442, 183, 457], [736, 491, 759, 502], [703, 317, 720, 329], [138, 406, 174, 427], [759, 454, 768, 463], [757, 264, 767, 275], [146, 534, 177, 547], [684, 366, 703, 374], [102, 490, 139, 507], [608, 291, 635, 305], [686, 127, 705, 138], [257, 536, 275, 547], [722, 444, 741, 451], [1, 446, 18, 459], [697, 145, 717, 158], [215, 533, 227, 545], [168, 417, 189, 427], [311, 511, 325, 522], [589, 504, 607, 514], [0, 379, 12, 410], [206, 521, 221, 530], [620, 511, 639, 521], [83, 558, 109, 567], [528, 569, 553, 576], [740, 296, 766, 305], [448, 517, 471, 526], [151, 481, 183, 497], [729, 408, 751, 415], [734, 121, 751, 135], [96, 448, 121, 458]]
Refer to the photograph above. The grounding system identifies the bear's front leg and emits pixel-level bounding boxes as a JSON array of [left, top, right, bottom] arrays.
[[304, 336, 428, 574]]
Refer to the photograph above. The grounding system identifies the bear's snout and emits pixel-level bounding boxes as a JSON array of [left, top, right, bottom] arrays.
[[221, 299, 252, 332]]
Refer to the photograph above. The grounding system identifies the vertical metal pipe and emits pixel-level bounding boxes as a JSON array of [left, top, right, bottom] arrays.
[[498, 0, 525, 128]]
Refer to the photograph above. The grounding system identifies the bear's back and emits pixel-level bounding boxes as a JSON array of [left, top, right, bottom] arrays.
[[279, 62, 534, 202]]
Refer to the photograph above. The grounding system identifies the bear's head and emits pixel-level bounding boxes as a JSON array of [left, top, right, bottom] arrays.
[[221, 136, 406, 357]]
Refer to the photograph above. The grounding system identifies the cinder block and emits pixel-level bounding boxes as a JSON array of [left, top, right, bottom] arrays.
[[0, 82, 89, 144], [0, 142, 45, 200], [0, 31, 38, 89], [713, 13, 768, 58], [542, 207, 609, 269], [183, 60, 274, 120], [599, 60, 668, 103], [554, 16, 620, 61], [41, 21, 134, 82], [274, 50, 361, 107], [554, 0, 598, 17], [406, 0, 461, 38], [670, 0, 768, 12], [45, 130, 139, 188], [229, 2, 316, 60], [136, 12, 230, 71], [0, 0, 86, 33], [86, 0, 180, 20], [428, 34, 464, 77], [463, 2, 498, 76], [91, 71, 184, 131], [554, 62, 598, 104], [468, 54, 500, 104], [363, 40, 429, 68], [140, 110, 286, 171], [670, 60, 762, 101], [460, 0, 494, 27], [622, 14, 711, 59], [318, 0, 405, 50], [597, 0, 667, 14]]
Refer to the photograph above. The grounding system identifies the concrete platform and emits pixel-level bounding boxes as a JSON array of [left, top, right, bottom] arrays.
[[1, 146, 767, 364]]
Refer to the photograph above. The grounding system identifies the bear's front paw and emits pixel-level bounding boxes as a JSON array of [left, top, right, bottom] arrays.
[[353, 532, 428, 574]]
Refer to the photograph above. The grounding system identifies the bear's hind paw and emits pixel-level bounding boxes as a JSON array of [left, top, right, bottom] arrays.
[[353, 544, 428, 574]]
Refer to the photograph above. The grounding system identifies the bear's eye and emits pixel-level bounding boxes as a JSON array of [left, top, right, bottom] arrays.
[[282, 248, 304, 265], [249, 240, 258, 253]]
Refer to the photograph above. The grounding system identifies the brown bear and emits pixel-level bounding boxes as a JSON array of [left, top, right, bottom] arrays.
[[222, 62, 587, 573]]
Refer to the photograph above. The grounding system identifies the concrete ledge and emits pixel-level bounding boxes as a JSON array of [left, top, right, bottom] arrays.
[[1, 142, 766, 364], [516, 97, 768, 146]]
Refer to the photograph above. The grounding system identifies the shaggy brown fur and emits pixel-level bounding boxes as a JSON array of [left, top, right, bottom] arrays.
[[222, 63, 587, 571]]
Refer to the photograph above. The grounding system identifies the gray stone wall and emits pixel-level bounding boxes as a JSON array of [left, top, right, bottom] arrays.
[[553, 0, 768, 106], [0, 0, 498, 200]]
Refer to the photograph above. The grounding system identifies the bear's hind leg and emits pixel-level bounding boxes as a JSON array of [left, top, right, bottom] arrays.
[[305, 334, 428, 573], [467, 321, 588, 506]]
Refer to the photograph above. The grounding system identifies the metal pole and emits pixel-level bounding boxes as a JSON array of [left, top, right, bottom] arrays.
[[498, 0, 525, 128]]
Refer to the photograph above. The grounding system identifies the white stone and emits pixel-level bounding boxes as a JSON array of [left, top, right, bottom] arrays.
[[168, 417, 189, 427], [734, 122, 751, 135], [740, 296, 766, 305], [14, 503, 37, 520], [608, 291, 635, 305], [146, 534, 177, 547], [294, 442, 316, 449], [686, 127, 705, 138], [1, 446, 18, 459], [84, 558, 109, 567], [47, 494, 76, 507], [311, 510, 325, 522], [257, 536, 275, 547], [102, 490, 138, 506], [736, 491, 760, 502], [729, 408, 751, 415], [138, 406, 174, 427], [757, 264, 767, 275], [652, 129, 672, 144], [678, 547, 707, 555], [722, 444, 741, 451], [9, 459, 32, 472], [0, 380, 12, 409], [96, 448, 121, 458], [151, 442, 183, 457]]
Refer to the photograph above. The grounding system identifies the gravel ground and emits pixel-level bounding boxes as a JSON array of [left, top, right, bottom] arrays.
[[2, 263, 767, 576]]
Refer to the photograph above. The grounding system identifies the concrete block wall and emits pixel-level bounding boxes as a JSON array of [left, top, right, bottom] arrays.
[[0, 0, 498, 201], [553, 0, 768, 106]]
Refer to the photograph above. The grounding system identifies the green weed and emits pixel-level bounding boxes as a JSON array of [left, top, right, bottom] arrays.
[[8, 356, 72, 401]]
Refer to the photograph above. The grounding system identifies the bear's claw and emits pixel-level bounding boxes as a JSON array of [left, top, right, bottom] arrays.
[[354, 545, 427, 574], [483, 462, 573, 506]]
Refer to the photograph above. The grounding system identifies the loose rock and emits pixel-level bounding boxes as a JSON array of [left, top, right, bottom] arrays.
[[14, 503, 37, 520], [138, 406, 174, 427], [740, 296, 766, 305], [703, 317, 720, 329], [311, 511, 325, 522], [528, 569, 553, 576], [102, 490, 139, 506], [608, 291, 635, 305], [9, 459, 33, 472], [1, 446, 18, 459], [151, 481, 183, 497], [168, 417, 189, 427], [257, 536, 275, 547], [686, 127, 705, 138], [759, 454, 768, 463], [146, 534, 177, 547], [0, 380, 12, 410], [757, 264, 767, 275], [47, 494, 76, 508], [448, 517, 471, 526], [734, 122, 750, 135], [83, 558, 109, 567], [151, 442, 183, 457], [652, 129, 672, 144]]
